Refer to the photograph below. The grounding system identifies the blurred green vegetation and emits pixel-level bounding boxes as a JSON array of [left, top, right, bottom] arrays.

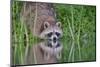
[[11, 1, 96, 65]]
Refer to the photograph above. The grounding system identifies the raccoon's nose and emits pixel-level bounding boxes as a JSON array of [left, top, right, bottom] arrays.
[[53, 37, 57, 43]]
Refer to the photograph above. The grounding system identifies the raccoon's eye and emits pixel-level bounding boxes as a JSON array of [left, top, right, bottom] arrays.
[[56, 43, 60, 48], [47, 32, 53, 37], [55, 32, 60, 37], [47, 43, 52, 48]]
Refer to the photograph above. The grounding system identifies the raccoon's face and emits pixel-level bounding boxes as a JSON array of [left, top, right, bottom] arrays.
[[41, 21, 62, 41], [40, 40, 63, 56]]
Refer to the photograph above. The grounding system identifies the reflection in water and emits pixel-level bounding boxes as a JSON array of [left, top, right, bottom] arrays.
[[25, 40, 63, 64]]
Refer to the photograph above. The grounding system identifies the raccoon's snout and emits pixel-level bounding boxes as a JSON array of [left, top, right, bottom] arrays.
[[53, 37, 57, 43]]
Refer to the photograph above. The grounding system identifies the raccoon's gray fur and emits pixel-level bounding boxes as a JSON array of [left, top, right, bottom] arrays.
[[26, 41, 62, 64], [20, 2, 62, 39]]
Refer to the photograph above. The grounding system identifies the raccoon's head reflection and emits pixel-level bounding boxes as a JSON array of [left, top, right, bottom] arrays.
[[39, 40, 62, 60], [40, 40, 63, 56], [40, 21, 62, 40]]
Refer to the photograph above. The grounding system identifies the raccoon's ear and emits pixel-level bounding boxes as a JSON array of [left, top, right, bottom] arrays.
[[56, 22, 61, 28], [44, 22, 50, 29]]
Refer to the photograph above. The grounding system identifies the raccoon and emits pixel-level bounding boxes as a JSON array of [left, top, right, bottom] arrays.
[[40, 40, 63, 60], [26, 40, 62, 64], [21, 2, 62, 40]]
